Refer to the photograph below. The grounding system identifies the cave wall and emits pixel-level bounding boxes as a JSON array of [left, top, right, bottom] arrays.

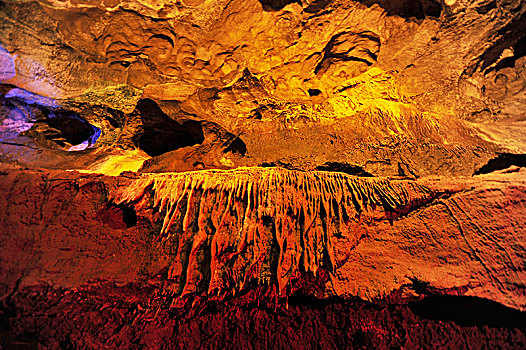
[[1, 0, 526, 348]]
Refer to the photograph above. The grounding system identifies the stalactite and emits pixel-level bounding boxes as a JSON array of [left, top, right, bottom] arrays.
[[110, 167, 437, 296]]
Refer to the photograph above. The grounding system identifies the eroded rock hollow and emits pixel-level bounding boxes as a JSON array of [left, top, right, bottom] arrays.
[[1, 0, 526, 348]]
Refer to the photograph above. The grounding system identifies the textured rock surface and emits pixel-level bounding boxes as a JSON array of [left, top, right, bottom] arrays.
[[1, 0, 526, 348], [1, 0, 525, 176], [2, 280, 526, 349], [0, 164, 525, 347]]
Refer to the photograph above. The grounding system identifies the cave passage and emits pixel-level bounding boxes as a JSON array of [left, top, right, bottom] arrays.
[[132, 99, 205, 157], [98, 202, 137, 229], [45, 110, 101, 151]]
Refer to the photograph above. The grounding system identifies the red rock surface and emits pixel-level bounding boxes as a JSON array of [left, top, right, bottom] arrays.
[[1, 164, 525, 348]]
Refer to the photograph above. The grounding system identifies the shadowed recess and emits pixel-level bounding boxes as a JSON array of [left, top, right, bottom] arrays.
[[474, 153, 526, 175], [223, 137, 247, 155], [307, 88, 322, 96], [258, 0, 300, 11], [495, 35, 526, 71], [410, 295, 526, 328], [356, 0, 442, 19], [44, 110, 101, 151], [97, 202, 137, 229], [315, 162, 374, 177], [132, 99, 205, 157], [304, 0, 333, 13]]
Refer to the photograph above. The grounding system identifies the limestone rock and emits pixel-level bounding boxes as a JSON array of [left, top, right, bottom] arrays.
[[1, 0, 526, 347]]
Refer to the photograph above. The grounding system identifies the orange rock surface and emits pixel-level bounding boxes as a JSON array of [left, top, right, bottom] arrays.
[[1, 0, 526, 347], [1, 165, 525, 309]]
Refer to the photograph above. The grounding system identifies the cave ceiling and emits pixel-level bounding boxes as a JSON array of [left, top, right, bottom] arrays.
[[0, 0, 524, 176]]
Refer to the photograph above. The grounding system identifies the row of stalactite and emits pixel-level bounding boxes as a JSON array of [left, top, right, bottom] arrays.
[[111, 167, 436, 296]]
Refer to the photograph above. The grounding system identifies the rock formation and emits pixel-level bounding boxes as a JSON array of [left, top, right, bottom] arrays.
[[0, 0, 525, 348]]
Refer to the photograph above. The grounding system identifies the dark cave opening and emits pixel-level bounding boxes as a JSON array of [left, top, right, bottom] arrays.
[[304, 0, 333, 13], [477, 13, 526, 73], [44, 110, 101, 149], [410, 295, 526, 328], [315, 162, 374, 177], [118, 203, 138, 228], [307, 88, 322, 97], [258, 0, 300, 11], [98, 202, 137, 229], [356, 0, 442, 20], [223, 137, 247, 156], [1, 88, 101, 150], [132, 99, 205, 157], [495, 35, 526, 71], [474, 153, 526, 175]]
